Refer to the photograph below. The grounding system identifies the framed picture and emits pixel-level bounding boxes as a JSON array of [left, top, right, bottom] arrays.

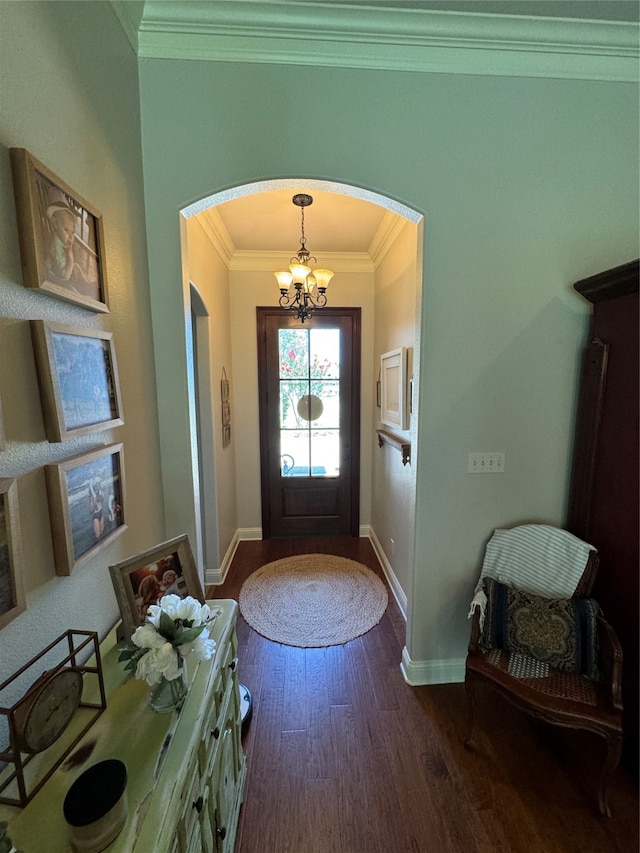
[[380, 347, 409, 430], [221, 368, 231, 448], [45, 443, 126, 576], [10, 148, 109, 313], [31, 320, 124, 442], [109, 535, 205, 640], [221, 367, 229, 403], [0, 479, 26, 630]]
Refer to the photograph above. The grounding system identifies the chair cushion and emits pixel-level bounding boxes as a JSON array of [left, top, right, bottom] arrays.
[[481, 578, 601, 680]]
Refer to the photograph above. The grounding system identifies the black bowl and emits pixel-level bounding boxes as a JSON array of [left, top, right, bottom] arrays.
[[63, 759, 127, 827]]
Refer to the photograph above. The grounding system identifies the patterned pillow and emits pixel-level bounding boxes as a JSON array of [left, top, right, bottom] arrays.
[[480, 578, 601, 681]]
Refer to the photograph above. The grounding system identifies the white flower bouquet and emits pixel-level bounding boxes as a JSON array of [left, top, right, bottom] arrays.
[[119, 595, 220, 686]]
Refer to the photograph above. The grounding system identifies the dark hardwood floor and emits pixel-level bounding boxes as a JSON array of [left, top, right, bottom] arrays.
[[207, 537, 639, 853]]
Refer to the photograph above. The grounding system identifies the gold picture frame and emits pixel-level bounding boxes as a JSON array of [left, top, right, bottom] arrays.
[[10, 148, 109, 313], [0, 478, 26, 630], [31, 320, 124, 442], [109, 535, 205, 641], [45, 443, 127, 576]]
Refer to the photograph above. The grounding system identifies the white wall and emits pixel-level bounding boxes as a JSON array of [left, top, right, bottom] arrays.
[[185, 215, 237, 574], [139, 58, 638, 680], [371, 220, 420, 616], [0, 2, 164, 692]]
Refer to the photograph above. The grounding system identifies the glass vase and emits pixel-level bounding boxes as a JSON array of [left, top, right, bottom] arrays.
[[149, 665, 189, 713]]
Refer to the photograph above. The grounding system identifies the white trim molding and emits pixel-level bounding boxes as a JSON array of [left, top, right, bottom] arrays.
[[367, 525, 408, 621], [228, 250, 374, 274], [401, 647, 466, 686], [238, 527, 263, 541], [205, 529, 240, 586], [112, 1, 638, 82], [204, 527, 262, 586]]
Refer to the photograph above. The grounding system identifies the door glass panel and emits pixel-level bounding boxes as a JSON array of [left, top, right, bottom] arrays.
[[280, 429, 309, 477], [279, 327, 340, 478], [310, 329, 340, 378], [310, 429, 339, 477], [280, 380, 308, 428], [279, 329, 309, 379]]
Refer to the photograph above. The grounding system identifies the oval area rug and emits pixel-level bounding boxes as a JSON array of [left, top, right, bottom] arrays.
[[239, 554, 388, 648]]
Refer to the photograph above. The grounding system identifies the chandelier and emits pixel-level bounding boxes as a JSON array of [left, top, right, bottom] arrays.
[[274, 193, 334, 323]]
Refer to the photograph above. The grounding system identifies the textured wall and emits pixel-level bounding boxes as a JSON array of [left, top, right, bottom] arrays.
[[0, 2, 164, 701]]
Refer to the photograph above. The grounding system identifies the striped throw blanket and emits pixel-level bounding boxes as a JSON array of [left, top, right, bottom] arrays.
[[469, 524, 595, 627]]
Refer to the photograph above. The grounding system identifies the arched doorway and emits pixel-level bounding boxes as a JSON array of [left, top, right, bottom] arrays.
[[180, 180, 423, 615]]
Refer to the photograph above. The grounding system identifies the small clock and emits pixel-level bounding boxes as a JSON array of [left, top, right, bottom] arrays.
[[13, 667, 83, 754]]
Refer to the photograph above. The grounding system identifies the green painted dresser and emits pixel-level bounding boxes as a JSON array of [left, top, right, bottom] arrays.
[[0, 599, 246, 852]]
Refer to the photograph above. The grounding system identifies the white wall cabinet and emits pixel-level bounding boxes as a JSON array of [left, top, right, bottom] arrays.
[[0, 600, 246, 852]]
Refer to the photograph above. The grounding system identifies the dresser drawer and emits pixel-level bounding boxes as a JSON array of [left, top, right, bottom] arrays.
[[177, 754, 204, 849], [210, 720, 242, 853]]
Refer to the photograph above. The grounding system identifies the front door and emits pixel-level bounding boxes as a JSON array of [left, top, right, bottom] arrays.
[[257, 307, 361, 538]]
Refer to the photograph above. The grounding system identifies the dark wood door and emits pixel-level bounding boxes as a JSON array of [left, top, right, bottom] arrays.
[[257, 307, 361, 538]]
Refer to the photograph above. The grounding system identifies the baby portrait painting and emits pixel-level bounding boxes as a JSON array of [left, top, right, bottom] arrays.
[[37, 178, 101, 300], [10, 148, 109, 312]]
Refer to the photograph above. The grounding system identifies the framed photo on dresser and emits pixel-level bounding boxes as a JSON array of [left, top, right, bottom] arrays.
[[109, 535, 205, 640]]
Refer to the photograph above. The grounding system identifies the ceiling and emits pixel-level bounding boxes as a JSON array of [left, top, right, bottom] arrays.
[[211, 189, 393, 258]]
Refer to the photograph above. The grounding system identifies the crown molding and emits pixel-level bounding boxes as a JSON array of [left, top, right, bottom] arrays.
[[369, 211, 409, 270], [199, 208, 235, 266], [196, 209, 375, 273], [129, 1, 638, 82], [229, 250, 374, 274]]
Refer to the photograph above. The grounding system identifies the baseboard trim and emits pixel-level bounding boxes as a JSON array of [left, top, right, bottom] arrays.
[[238, 527, 262, 541], [400, 646, 466, 686], [367, 526, 408, 621], [205, 530, 241, 586]]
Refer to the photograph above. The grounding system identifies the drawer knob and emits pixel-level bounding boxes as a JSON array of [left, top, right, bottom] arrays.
[[192, 795, 204, 814], [217, 826, 227, 840], [211, 726, 220, 739]]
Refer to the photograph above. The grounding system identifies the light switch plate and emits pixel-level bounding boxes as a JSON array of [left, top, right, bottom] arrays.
[[468, 452, 505, 473]]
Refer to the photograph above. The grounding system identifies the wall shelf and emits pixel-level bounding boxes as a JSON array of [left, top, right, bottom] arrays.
[[376, 429, 411, 466]]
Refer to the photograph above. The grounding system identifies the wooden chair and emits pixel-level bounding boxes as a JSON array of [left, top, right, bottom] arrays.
[[465, 529, 624, 817]]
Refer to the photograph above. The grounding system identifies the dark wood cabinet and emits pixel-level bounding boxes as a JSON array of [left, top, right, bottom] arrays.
[[567, 258, 639, 770]]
